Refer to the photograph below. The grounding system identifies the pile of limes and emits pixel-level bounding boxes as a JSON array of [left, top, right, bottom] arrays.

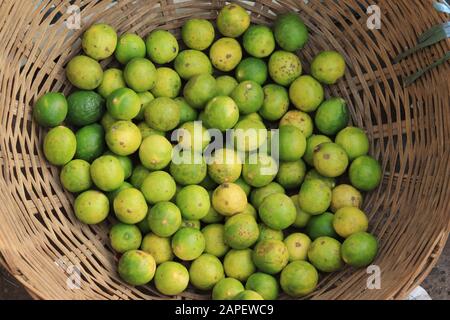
[[34, 4, 382, 300]]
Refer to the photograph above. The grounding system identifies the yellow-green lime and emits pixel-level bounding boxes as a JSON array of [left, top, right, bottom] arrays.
[[74, 190, 109, 224], [115, 33, 146, 65], [97, 68, 126, 98], [66, 55, 103, 90], [90, 155, 124, 191], [146, 29, 179, 64], [81, 23, 117, 60], [43, 126, 76, 166], [217, 4, 250, 38], [60, 159, 92, 193], [33, 92, 68, 127], [182, 19, 215, 50]]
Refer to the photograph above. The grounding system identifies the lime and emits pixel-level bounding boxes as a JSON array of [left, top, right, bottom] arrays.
[[176, 185, 210, 220], [303, 134, 332, 165], [141, 233, 174, 264], [182, 19, 215, 50], [234, 290, 264, 300], [308, 236, 343, 272], [259, 193, 296, 230], [107, 181, 132, 205], [284, 233, 311, 261], [250, 182, 285, 210], [280, 261, 318, 297], [212, 183, 247, 216], [311, 50, 346, 84], [349, 155, 382, 191], [104, 152, 133, 179], [233, 119, 267, 152], [33, 92, 67, 127], [216, 75, 238, 96], [174, 50, 213, 80], [279, 125, 307, 161], [144, 97, 180, 131], [224, 214, 259, 249], [223, 249, 255, 281], [202, 224, 229, 258], [115, 33, 146, 65], [268, 51, 302, 86], [43, 126, 76, 166], [151, 67, 181, 98], [304, 169, 336, 189], [333, 207, 368, 238], [66, 90, 105, 126], [101, 112, 116, 132], [242, 154, 278, 188], [118, 250, 156, 286], [97, 68, 126, 98], [245, 273, 279, 300], [60, 159, 92, 193], [298, 179, 331, 215], [66, 55, 103, 90], [109, 223, 142, 253], [137, 122, 163, 139], [123, 57, 157, 92], [306, 212, 339, 240], [130, 165, 150, 189], [335, 127, 369, 160], [106, 88, 141, 120], [183, 73, 217, 109], [135, 91, 155, 121], [81, 23, 117, 60], [140, 171, 176, 204], [252, 239, 289, 274], [105, 120, 141, 156], [90, 155, 124, 191], [289, 75, 324, 112], [113, 188, 148, 224], [74, 123, 105, 162], [291, 195, 311, 228], [313, 142, 349, 178], [212, 278, 244, 300], [74, 190, 109, 224], [259, 84, 289, 121], [181, 219, 201, 230], [280, 110, 313, 138], [235, 58, 268, 85], [330, 184, 363, 212], [210, 37, 242, 72], [234, 177, 251, 196], [177, 121, 211, 152], [148, 202, 182, 237], [274, 13, 308, 52], [175, 97, 198, 125], [276, 159, 306, 189], [341, 232, 378, 267], [315, 97, 349, 135], [204, 96, 239, 131], [146, 29, 179, 64], [243, 25, 275, 58], [217, 4, 250, 38], [172, 227, 205, 261], [155, 261, 189, 295], [170, 150, 207, 185], [231, 80, 264, 115], [189, 254, 225, 290]]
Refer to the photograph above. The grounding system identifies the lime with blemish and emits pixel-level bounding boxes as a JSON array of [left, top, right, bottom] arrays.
[[259, 84, 289, 121], [113, 188, 148, 224], [118, 250, 156, 286], [313, 142, 349, 178], [90, 155, 124, 191], [144, 97, 180, 131], [298, 179, 331, 215], [43, 126, 77, 166], [115, 33, 146, 64], [223, 249, 255, 282], [268, 51, 302, 86], [97, 68, 126, 98], [139, 135, 173, 170], [106, 120, 141, 156], [74, 190, 109, 224], [284, 233, 311, 262], [171, 227, 205, 261], [217, 3, 250, 38], [82, 23, 117, 60], [224, 213, 259, 249], [174, 50, 213, 80], [148, 202, 182, 238], [252, 239, 289, 274], [311, 50, 346, 85], [280, 261, 318, 297], [210, 37, 243, 72], [140, 170, 176, 204], [202, 224, 229, 258], [66, 55, 103, 90], [151, 67, 182, 98], [243, 25, 275, 58], [280, 110, 314, 138], [155, 261, 189, 295], [109, 223, 142, 253], [141, 233, 174, 264], [146, 29, 179, 64], [212, 278, 244, 300], [176, 185, 210, 220], [60, 159, 92, 193], [259, 193, 296, 230], [333, 206, 368, 238], [182, 19, 215, 50], [330, 184, 363, 212], [308, 236, 344, 273]]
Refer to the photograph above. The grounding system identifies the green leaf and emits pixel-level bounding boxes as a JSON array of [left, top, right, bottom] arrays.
[[433, 1, 450, 14], [403, 51, 450, 86]]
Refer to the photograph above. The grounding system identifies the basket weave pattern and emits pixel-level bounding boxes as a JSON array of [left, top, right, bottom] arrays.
[[0, 0, 449, 300]]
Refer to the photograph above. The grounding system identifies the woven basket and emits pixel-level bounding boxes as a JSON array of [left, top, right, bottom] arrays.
[[0, 0, 449, 300]]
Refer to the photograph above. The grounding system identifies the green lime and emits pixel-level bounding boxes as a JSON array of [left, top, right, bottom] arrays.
[[289, 75, 324, 112], [259, 84, 289, 121], [341, 232, 378, 267], [189, 254, 225, 290], [74, 190, 109, 224], [170, 150, 207, 185], [151, 67, 181, 99], [242, 154, 278, 188], [201, 204, 224, 224], [250, 182, 285, 209], [298, 179, 331, 215], [304, 169, 336, 189], [235, 58, 268, 85], [274, 13, 308, 52], [280, 110, 313, 138], [303, 134, 332, 166], [279, 125, 307, 161], [106, 88, 141, 120], [183, 73, 217, 109], [258, 223, 284, 242], [280, 261, 318, 297], [245, 273, 279, 300], [182, 19, 215, 50], [172, 227, 205, 261], [333, 207, 368, 238], [234, 177, 251, 196], [223, 249, 255, 282], [66, 55, 103, 90], [109, 223, 142, 253], [139, 134, 173, 171], [202, 224, 229, 258], [105, 120, 141, 156], [231, 80, 264, 115], [174, 50, 213, 80], [291, 195, 311, 228], [259, 193, 296, 230], [115, 33, 146, 65], [176, 185, 210, 220], [66, 90, 105, 126], [276, 160, 306, 189], [216, 75, 238, 96], [252, 239, 289, 274], [330, 184, 363, 212], [204, 96, 239, 131], [313, 142, 349, 178], [33, 92, 68, 127], [136, 91, 155, 121], [210, 37, 242, 72], [212, 183, 247, 217], [140, 171, 176, 204], [268, 51, 302, 86], [141, 233, 174, 264], [148, 202, 182, 237], [90, 155, 124, 191], [234, 290, 264, 300], [217, 4, 250, 38], [107, 181, 132, 206], [113, 188, 148, 224], [155, 261, 189, 295], [306, 212, 339, 240], [243, 25, 275, 58], [212, 278, 244, 300], [101, 112, 116, 132], [130, 165, 150, 189], [146, 29, 179, 64], [315, 97, 349, 135], [60, 159, 92, 193], [177, 121, 211, 152], [349, 155, 382, 191], [233, 119, 267, 152], [118, 250, 156, 286], [335, 127, 369, 160], [308, 236, 343, 272], [181, 219, 201, 230], [81, 23, 117, 60], [175, 97, 198, 124], [123, 57, 157, 92], [103, 152, 133, 179], [144, 97, 180, 131], [43, 126, 76, 166], [74, 123, 105, 162], [311, 50, 346, 85], [284, 233, 311, 262], [97, 68, 126, 98], [224, 214, 259, 249], [137, 122, 163, 139]]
